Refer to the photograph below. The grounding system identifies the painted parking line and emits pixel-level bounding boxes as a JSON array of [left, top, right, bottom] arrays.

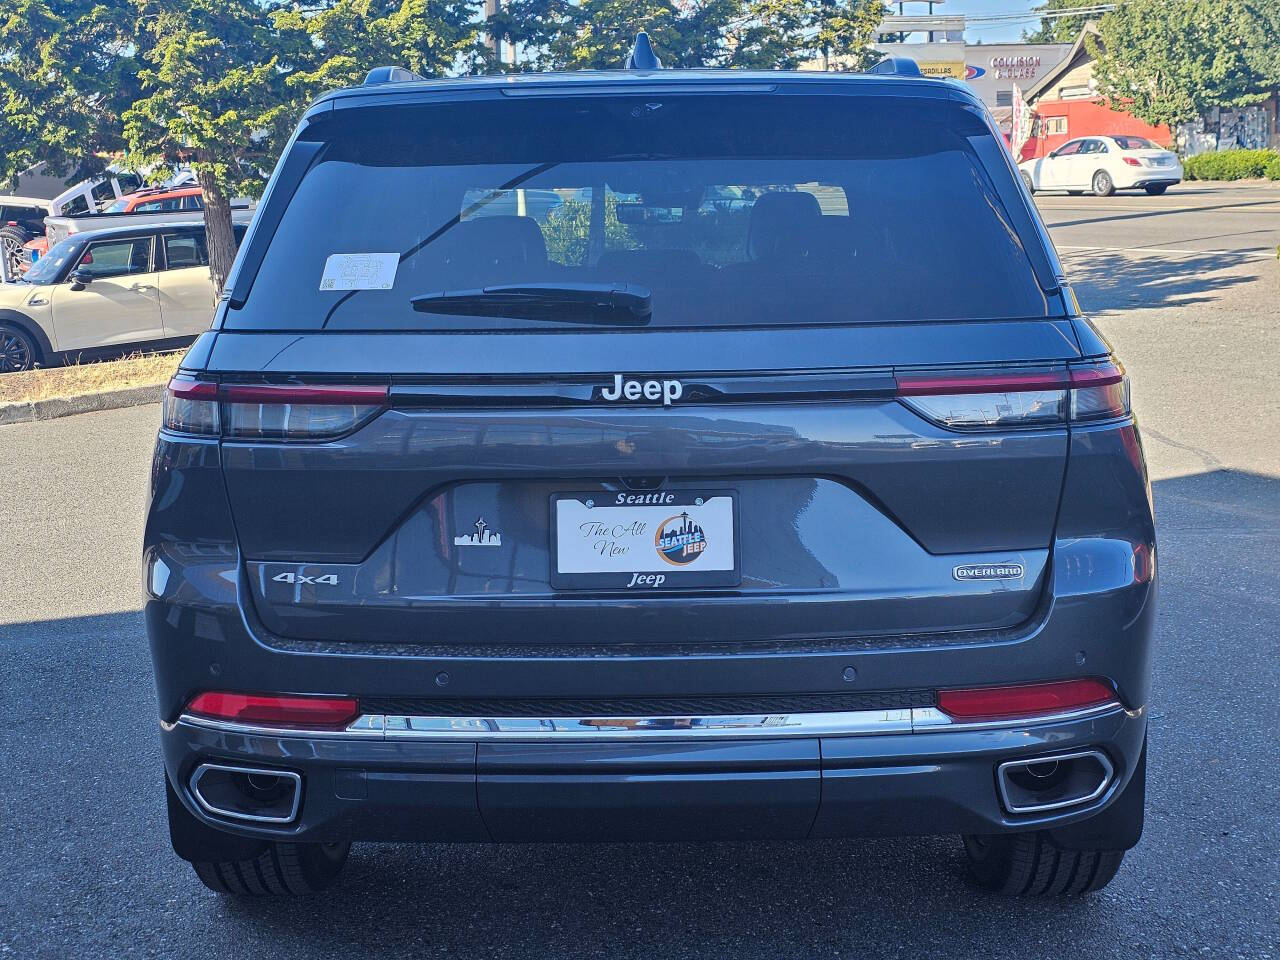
[[1055, 243, 1275, 260]]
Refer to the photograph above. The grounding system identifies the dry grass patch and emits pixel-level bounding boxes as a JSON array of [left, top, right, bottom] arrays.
[[0, 350, 182, 405]]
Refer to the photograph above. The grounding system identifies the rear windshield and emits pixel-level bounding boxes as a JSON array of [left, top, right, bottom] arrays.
[[229, 94, 1051, 330], [1111, 136, 1159, 150]]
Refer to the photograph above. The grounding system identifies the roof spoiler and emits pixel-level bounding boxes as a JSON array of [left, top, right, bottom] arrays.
[[867, 56, 922, 77], [363, 65, 426, 86], [624, 31, 662, 70]]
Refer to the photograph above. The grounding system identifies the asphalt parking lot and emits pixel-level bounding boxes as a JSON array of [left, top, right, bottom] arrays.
[[1, 181, 1277, 959]]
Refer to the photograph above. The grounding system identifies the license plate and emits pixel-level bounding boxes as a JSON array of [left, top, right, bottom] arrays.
[[551, 490, 739, 590]]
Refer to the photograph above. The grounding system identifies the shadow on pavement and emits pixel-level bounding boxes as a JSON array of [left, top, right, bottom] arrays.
[[1060, 249, 1258, 312], [1040, 194, 1279, 231]]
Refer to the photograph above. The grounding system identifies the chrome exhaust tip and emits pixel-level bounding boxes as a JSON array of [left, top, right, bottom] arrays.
[[997, 750, 1113, 815], [190, 763, 302, 824]]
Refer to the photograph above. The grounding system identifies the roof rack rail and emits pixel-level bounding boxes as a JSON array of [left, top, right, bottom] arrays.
[[867, 56, 922, 78], [363, 65, 426, 86], [624, 31, 662, 70]]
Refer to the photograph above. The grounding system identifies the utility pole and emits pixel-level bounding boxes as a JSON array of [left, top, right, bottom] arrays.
[[485, 0, 500, 60], [484, 0, 516, 66]]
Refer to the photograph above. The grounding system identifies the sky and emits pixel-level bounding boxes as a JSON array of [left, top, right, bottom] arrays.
[[895, 0, 1050, 44]]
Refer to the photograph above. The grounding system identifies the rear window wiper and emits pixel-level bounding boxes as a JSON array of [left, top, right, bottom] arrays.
[[410, 282, 652, 325]]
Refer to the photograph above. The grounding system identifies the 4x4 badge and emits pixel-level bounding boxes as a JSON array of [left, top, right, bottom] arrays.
[[272, 572, 339, 585]]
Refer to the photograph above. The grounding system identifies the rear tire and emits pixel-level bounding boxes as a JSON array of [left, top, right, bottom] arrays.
[[1145, 184, 1169, 195], [0, 224, 31, 278], [1092, 170, 1115, 197], [0, 322, 39, 373], [962, 832, 1124, 896], [1020, 171, 1035, 195], [191, 841, 350, 897]]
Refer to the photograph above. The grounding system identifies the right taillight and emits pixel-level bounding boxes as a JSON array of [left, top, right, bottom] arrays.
[[938, 678, 1119, 721], [897, 358, 1129, 429], [163, 378, 388, 440], [1068, 359, 1130, 422]]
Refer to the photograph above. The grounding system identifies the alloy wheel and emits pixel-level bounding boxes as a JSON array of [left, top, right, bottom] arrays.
[[1, 236, 23, 278], [0, 329, 34, 372]]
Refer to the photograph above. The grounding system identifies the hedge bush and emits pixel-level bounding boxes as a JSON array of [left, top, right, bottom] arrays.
[[1265, 155, 1280, 181], [1182, 149, 1279, 181]]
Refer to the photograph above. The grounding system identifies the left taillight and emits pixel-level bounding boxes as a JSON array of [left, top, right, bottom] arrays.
[[163, 378, 220, 435], [186, 691, 359, 729], [896, 358, 1129, 430], [163, 378, 389, 440]]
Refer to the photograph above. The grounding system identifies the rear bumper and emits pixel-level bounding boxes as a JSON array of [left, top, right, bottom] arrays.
[[146, 418, 1156, 847], [161, 703, 1146, 843], [1114, 170, 1182, 189]]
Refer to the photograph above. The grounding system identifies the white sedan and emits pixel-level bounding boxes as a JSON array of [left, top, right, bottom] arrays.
[[1019, 135, 1182, 197]]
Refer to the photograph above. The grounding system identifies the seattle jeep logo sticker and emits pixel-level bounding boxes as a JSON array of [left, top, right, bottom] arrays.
[[953, 562, 1024, 581], [655, 512, 707, 565]]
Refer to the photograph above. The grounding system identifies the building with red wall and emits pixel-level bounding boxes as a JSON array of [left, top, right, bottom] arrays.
[[1018, 23, 1170, 162]]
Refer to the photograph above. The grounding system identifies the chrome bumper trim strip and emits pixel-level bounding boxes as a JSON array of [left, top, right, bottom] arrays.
[[378, 709, 914, 739], [174, 702, 1125, 742]]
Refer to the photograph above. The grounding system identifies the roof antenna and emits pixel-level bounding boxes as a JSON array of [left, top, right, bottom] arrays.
[[625, 31, 661, 70]]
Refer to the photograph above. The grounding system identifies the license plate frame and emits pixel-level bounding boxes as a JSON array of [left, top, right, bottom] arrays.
[[550, 490, 740, 591]]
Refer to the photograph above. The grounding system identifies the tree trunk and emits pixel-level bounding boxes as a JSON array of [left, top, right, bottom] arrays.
[[196, 167, 237, 305]]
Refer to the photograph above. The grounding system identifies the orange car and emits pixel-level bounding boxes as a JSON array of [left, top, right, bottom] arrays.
[[101, 186, 205, 214], [22, 187, 205, 266]]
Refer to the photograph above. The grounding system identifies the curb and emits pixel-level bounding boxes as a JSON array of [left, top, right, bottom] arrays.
[[0, 383, 165, 426]]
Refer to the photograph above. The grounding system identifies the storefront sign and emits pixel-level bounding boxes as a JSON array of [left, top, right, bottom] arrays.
[[988, 54, 1043, 80], [919, 61, 966, 79]]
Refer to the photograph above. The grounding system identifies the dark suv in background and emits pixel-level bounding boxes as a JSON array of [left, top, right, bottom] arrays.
[[146, 46, 1155, 898]]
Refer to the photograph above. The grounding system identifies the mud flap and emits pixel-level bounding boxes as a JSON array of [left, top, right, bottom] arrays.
[[1048, 735, 1146, 851], [166, 774, 269, 863]]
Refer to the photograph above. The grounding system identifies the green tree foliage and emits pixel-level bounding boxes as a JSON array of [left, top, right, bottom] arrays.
[[501, 0, 743, 71], [1090, 0, 1280, 128], [0, 0, 140, 188], [730, 0, 884, 70], [2, 1, 493, 298], [499, 0, 882, 72], [1023, 0, 1102, 45], [542, 195, 637, 264], [122, 0, 297, 298], [276, 0, 479, 97]]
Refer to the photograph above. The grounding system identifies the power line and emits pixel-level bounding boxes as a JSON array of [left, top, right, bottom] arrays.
[[965, 6, 1115, 25]]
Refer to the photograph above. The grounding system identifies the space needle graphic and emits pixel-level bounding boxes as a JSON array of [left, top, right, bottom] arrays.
[[454, 516, 502, 546]]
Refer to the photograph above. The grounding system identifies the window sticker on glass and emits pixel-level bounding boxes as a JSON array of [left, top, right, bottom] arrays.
[[319, 253, 399, 291]]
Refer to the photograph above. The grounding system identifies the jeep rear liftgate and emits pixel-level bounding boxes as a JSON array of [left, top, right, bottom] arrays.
[[176, 320, 1099, 647]]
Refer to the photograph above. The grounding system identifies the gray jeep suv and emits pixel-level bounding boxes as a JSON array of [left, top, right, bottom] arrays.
[[145, 48, 1155, 898]]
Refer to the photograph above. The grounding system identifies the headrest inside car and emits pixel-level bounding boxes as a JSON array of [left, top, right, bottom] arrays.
[[747, 192, 822, 261]]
